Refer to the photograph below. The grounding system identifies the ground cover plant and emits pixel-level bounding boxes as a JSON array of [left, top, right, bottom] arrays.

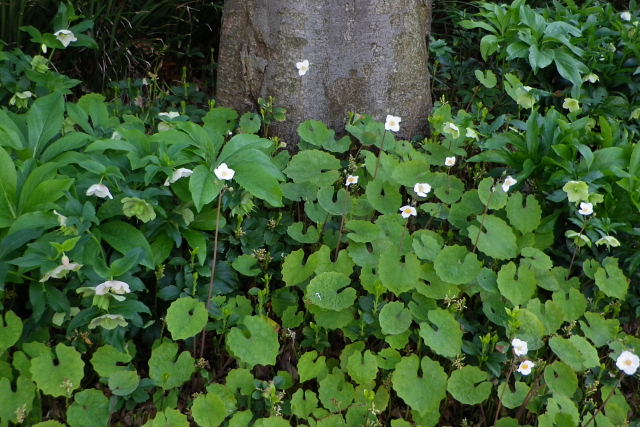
[[0, 1, 640, 426]]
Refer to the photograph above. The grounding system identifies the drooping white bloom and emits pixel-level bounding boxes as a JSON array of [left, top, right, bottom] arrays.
[[466, 128, 479, 140], [53, 29, 77, 47], [86, 183, 113, 199], [511, 338, 528, 356], [445, 156, 456, 167], [164, 168, 193, 186], [158, 111, 180, 119], [517, 360, 535, 376], [296, 59, 310, 76], [562, 98, 580, 113], [578, 202, 593, 216], [345, 175, 359, 187], [583, 73, 599, 83], [620, 11, 631, 22], [385, 115, 401, 132], [40, 255, 82, 282], [502, 176, 518, 192], [111, 131, 122, 140], [214, 163, 235, 181], [414, 182, 432, 197], [399, 205, 417, 219], [595, 235, 621, 248], [443, 122, 460, 138], [616, 350, 639, 375], [53, 210, 67, 227], [95, 280, 131, 296]]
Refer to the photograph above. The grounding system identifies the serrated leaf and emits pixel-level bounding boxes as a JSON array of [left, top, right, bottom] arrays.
[[544, 361, 578, 397], [448, 366, 492, 405], [419, 308, 462, 357], [165, 297, 208, 340], [0, 310, 22, 356], [392, 355, 447, 414], [433, 245, 481, 285], [549, 335, 599, 371], [227, 316, 279, 367], [379, 302, 412, 335], [506, 193, 542, 234], [191, 392, 227, 427], [468, 215, 518, 260], [148, 341, 195, 390], [66, 389, 109, 427], [30, 343, 84, 397], [594, 257, 629, 299], [497, 262, 537, 306], [306, 272, 356, 311]]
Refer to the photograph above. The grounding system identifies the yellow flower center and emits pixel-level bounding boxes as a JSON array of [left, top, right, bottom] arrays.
[[625, 359, 633, 366]]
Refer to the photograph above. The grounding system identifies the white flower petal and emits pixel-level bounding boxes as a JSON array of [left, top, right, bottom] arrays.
[[413, 182, 431, 197], [399, 205, 417, 219], [578, 202, 593, 216], [296, 59, 310, 76], [86, 183, 113, 199], [445, 156, 456, 167], [214, 163, 235, 181], [517, 360, 535, 376], [54, 29, 77, 47], [616, 350, 639, 375], [511, 338, 528, 356], [384, 115, 401, 132], [345, 175, 359, 187]]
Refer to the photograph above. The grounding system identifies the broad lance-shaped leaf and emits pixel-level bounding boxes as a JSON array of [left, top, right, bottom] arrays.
[[594, 257, 629, 299], [66, 389, 110, 427], [30, 343, 85, 397], [227, 316, 279, 368], [306, 272, 356, 311], [468, 215, 517, 260], [392, 355, 447, 414], [497, 261, 537, 306], [0, 310, 22, 356], [433, 245, 481, 285], [165, 297, 208, 340], [447, 366, 492, 405], [148, 340, 195, 390], [189, 165, 223, 212], [419, 308, 463, 358]]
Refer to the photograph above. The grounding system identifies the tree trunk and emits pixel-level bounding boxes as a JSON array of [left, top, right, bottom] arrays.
[[216, 0, 432, 145]]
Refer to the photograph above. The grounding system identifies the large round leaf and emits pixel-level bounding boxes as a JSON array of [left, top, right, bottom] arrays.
[[447, 366, 492, 405], [433, 245, 481, 285], [191, 392, 226, 427], [166, 297, 208, 340], [66, 389, 109, 427], [227, 316, 279, 368]]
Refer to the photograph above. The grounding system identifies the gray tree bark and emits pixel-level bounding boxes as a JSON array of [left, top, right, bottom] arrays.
[[216, 0, 432, 145]]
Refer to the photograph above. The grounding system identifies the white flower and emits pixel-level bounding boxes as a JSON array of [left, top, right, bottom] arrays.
[[40, 255, 82, 282], [384, 115, 401, 132], [523, 86, 533, 92], [86, 183, 113, 199], [214, 163, 235, 181], [517, 360, 535, 376], [158, 111, 180, 119], [616, 350, 639, 375], [345, 175, 359, 187], [142, 78, 149, 86], [414, 182, 432, 197], [53, 29, 77, 47], [562, 98, 580, 113], [511, 338, 528, 356], [53, 210, 67, 227], [583, 73, 599, 83], [502, 176, 518, 192], [399, 205, 417, 219], [445, 156, 456, 167], [164, 168, 193, 186], [16, 91, 33, 99], [621, 11, 631, 22], [296, 59, 310, 76], [111, 131, 122, 140], [95, 280, 131, 296], [595, 235, 621, 248], [443, 122, 460, 138], [466, 128, 479, 140], [578, 202, 593, 216]]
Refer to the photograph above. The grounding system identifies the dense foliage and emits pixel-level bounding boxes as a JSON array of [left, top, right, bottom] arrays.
[[1, 1, 639, 426]]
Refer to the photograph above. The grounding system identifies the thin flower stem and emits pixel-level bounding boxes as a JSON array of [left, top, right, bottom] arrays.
[[515, 360, 548, 423], [493, 362, 515, 425], [334, 192, 351, 261], [567, 216, 590, 278], [472, 188, 495, 254], [373, 129, 387, 180], [199, 188, 225, 359], [584, 378, 621, 427]]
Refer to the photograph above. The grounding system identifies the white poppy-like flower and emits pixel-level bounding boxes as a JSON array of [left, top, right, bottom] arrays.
[[502, 176, 518, 192], [53, 210, 67, 227], [620, 11, 631, 22], [578, 202, 593, 216], [53, 29, 77, 47], [511, 338, 528, 356], [595, 235, 621, 248], [95, 280, 131, 296], [384, 115, 401, 132], [466, 128, 479, 140], [40, 255, 82, 282], [583, 73, 599, 83], [517, 360, 535, 375], [443, 122, 460, 138], [86, 183, 113, 199], [562, 98, 580, 113], [616, 350, 639, 375], [399, 205, 417, 219], [164, 168, 193, 186], [214, 163, 235, 181], [414, 182, 432, 197], [345, 175, 359, 187], [445, 156, 456, 167], [296, 60, 310, 76], [158, 111, 180, 119]]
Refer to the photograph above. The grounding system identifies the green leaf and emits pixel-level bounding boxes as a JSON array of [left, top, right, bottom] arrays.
[[579, 312, 619, 348], [447, 366, 492, 405], [284, 150, 340, 186], [166, 297, 208, 340], [230, 154, 284, 207], [108, 370, 139, 396], [27, 93, 64, 158], [30, 343, 84, 397], [298, 120, 334, 148], [148, 340, 195, 390], [306, 272, 356, 311], [544, 361, 578, 397], [291, 389, 319, 419], [497, 381, 530, 409], [468, 215, 518, 260], [366, 179, 402, 215], [529, 44, 554, 71], [480, 34, 499, 61], [474, 69, 497, 88], [549, 336, 599, 371], [142, 409, 189, 427], [66, 389, 109, 427], [506, 193, 542, 234], [318, 371, 354, 412], [419, 308, 463, 357], [232, 254, 261, 277], [281, 249, 319, 287], [0, 376, 36, 426], [497, 262, 537, 306], [412, 230, 443, 261], [346, 350, 378, 386], [227, 316, 279, 368], [379, 302, 413, 335], [0, 146, 17, 214], [433, 245, 482, 285], [189, 165, 223, 212], [554, 48, 587, 87], [239, 112, 262, 134], [191, 392, 227, 427], [298, 351, 328, 383], [379, 246, 422, 295], [392, 355, 447, 414], [287, 222, 320, 244], [121, 197, 156, 222], [432, 173, 465, 204], [254, 417, 291, 427], [0, 310, 22, 356], [478, 177, 508, 209], [100, 220, 153, 268], [594, 257, 629, 299], [203, 107, 238, 135], [346, 220, 381, 243], [317, 186, 351, 216], [538, 396, 579, 427], [90, 344, 132, 378]]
